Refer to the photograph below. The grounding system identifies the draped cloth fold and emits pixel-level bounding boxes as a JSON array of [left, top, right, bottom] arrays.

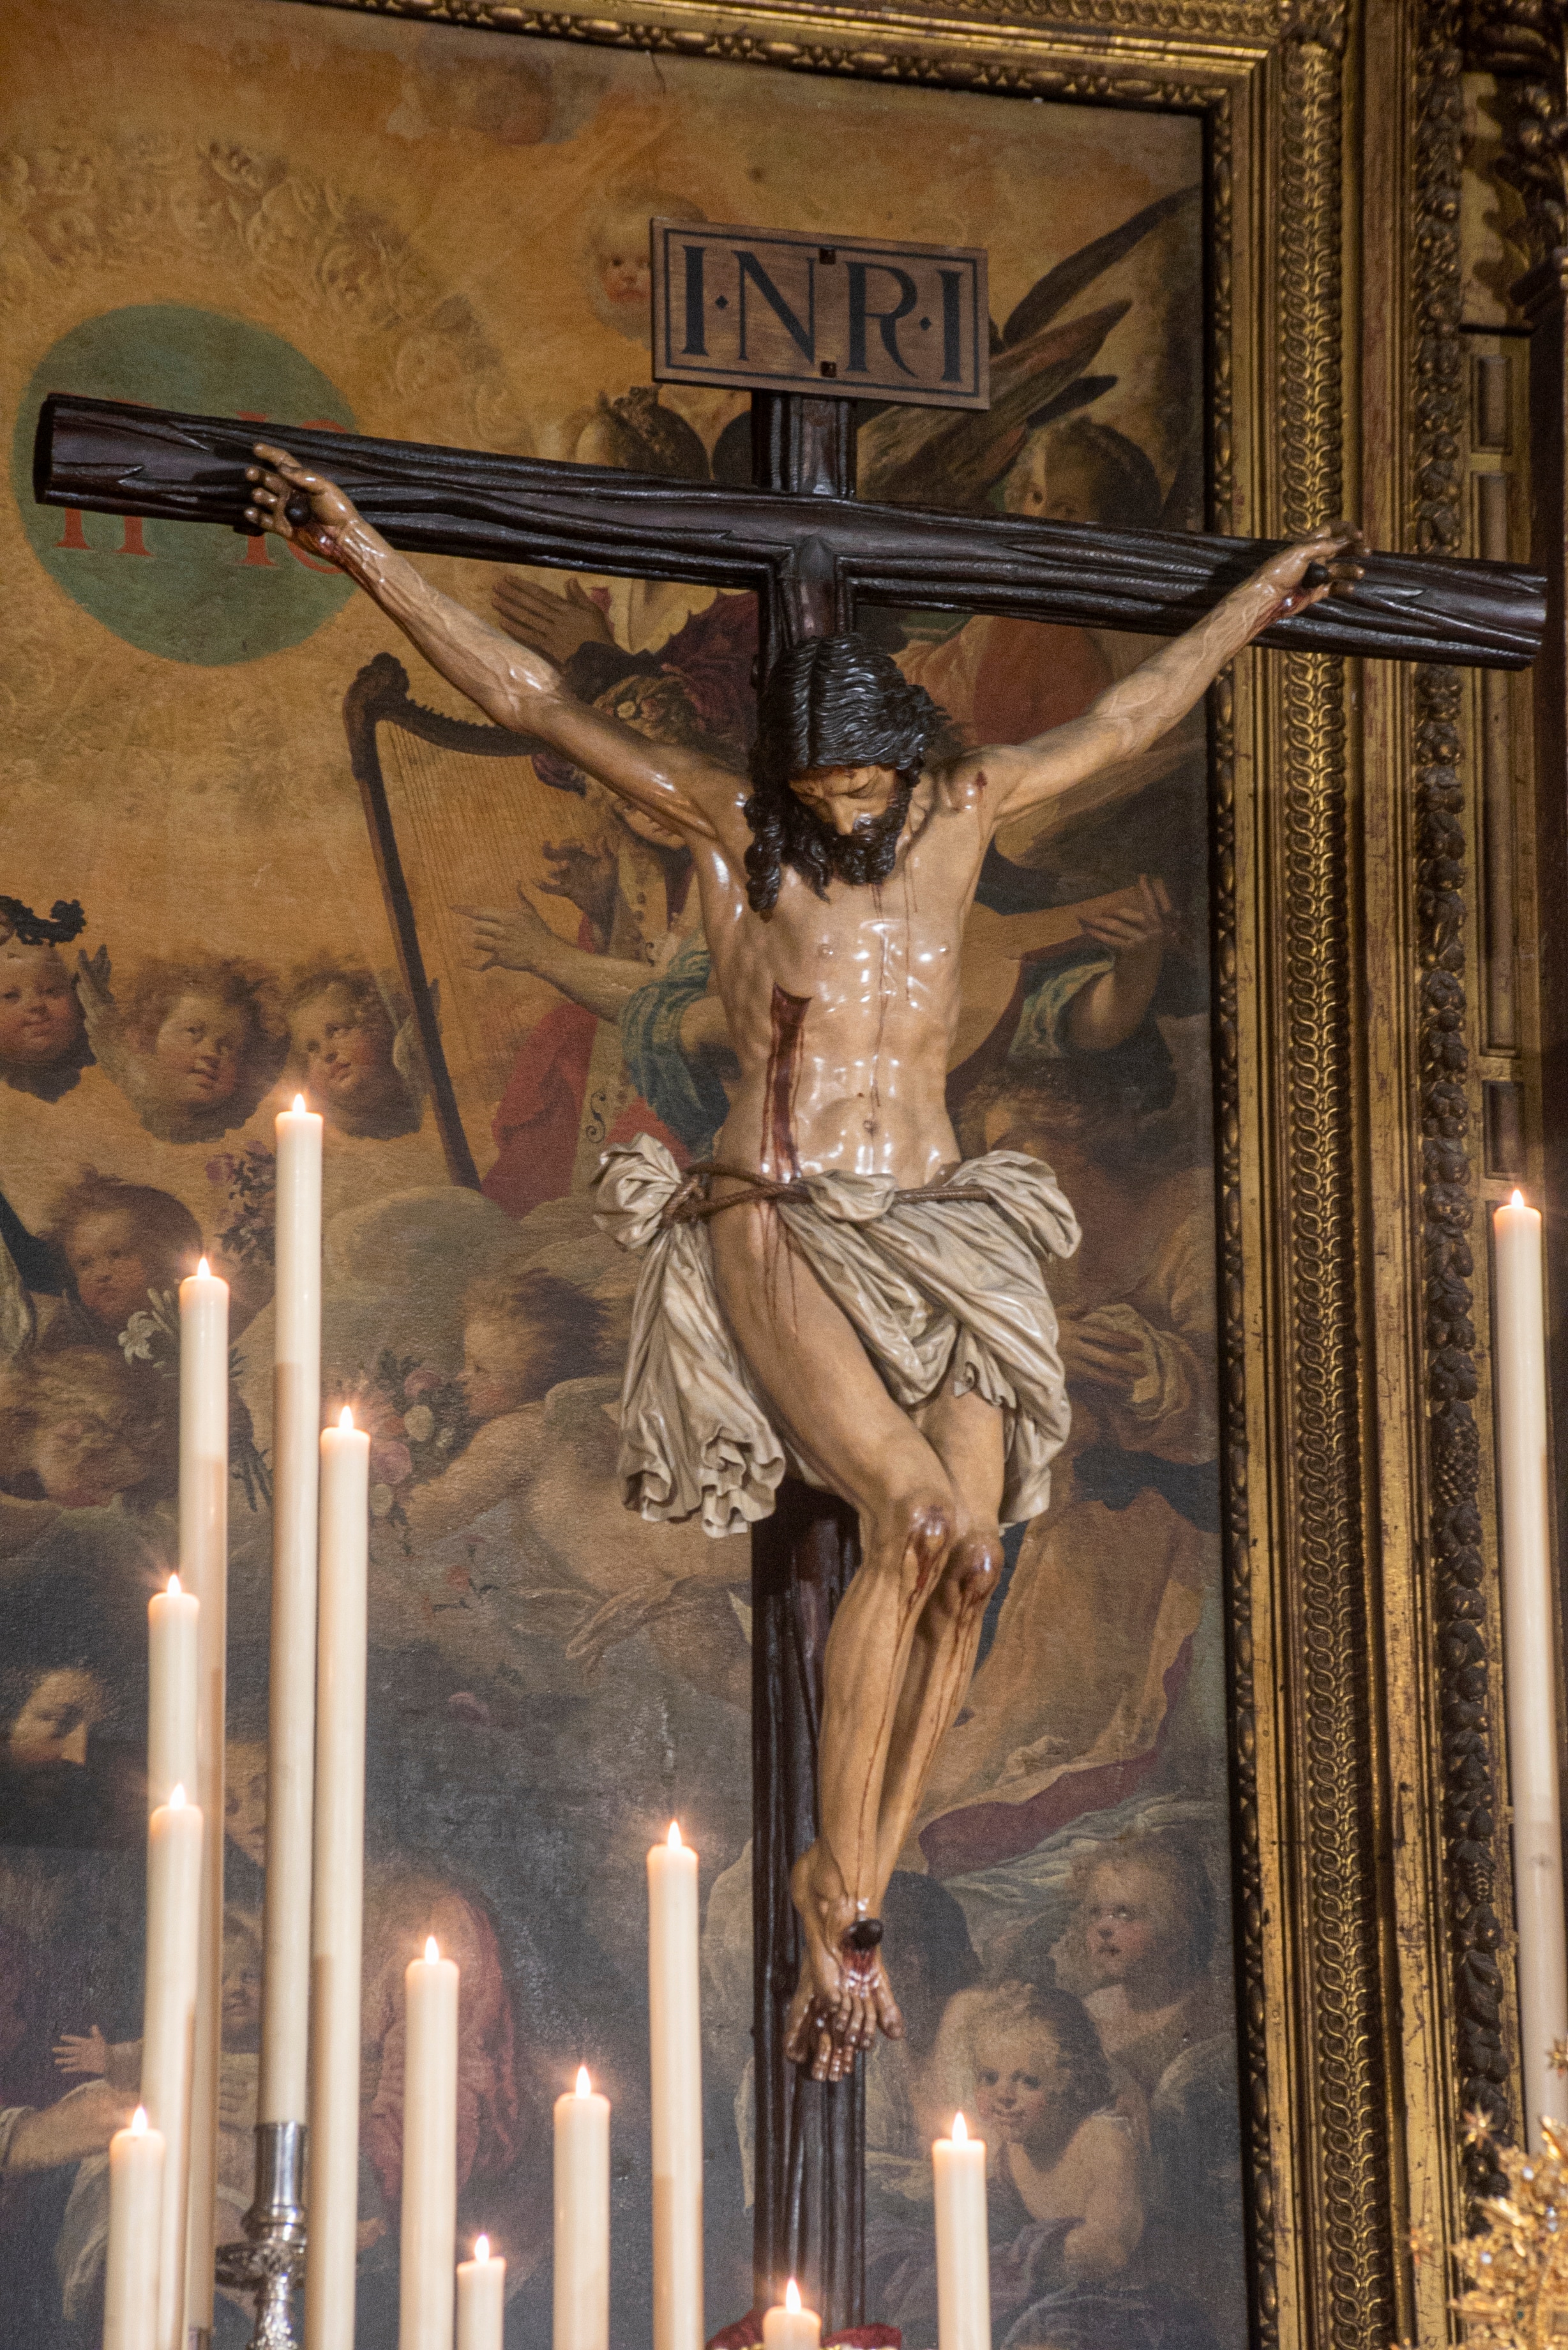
[[592, 1133, 1080, 1538]]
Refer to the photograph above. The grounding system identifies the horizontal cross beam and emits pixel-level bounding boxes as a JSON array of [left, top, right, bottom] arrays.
[[34, 393, 1545, 670]]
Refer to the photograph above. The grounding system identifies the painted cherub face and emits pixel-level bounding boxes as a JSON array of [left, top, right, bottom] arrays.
[[8, 1666, 105, 1766], [0, 941, 81, 1067], [1081, 1860, 1183, 1987], [65, 1208, 155, 1331], [31, 1391, 143, 1507], [595, 234, 651, 324], [1004, 439, 1103, 526], [151, 990, 246, 1108], [290, 983, 393, 1114], [224, 1739, 268, 1869], [972, 2019, 1070, 2146], [461, 1311, 546, 1423], [221, 1925, 264, 2047]]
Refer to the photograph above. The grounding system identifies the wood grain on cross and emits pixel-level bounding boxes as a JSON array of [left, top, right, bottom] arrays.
[[32, 384, 1546, 2331]]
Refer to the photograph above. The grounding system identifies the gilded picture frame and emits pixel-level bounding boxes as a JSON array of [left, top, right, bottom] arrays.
[[6, 0, 1543, 2342]]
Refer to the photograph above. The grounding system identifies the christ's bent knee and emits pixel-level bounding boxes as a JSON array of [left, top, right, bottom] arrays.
[[945, 1532, 1002, 1620], [868, 1489, 954, 1599]]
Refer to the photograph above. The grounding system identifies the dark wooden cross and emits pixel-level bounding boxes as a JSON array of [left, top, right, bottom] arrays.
[[33, 376, 1544, 2334]]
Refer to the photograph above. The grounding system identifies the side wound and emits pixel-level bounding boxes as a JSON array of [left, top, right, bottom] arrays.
[[761, 982, 811, 1180]]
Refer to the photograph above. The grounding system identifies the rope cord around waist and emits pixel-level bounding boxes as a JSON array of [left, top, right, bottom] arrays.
[[656, 1160, 991, 1228]]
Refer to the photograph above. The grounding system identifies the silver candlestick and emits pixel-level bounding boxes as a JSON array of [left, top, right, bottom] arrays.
[[215, 2120, 307, 2350]]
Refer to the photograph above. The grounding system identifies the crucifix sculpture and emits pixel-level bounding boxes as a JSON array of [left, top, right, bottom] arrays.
[[34, 272, 1543, 2330]]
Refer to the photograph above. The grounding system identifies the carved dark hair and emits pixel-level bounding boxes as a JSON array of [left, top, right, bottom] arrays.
[[743, 633, 956, 915]]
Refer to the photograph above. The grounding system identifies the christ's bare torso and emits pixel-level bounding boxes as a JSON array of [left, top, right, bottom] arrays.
[[695, 771, 984, 1186]]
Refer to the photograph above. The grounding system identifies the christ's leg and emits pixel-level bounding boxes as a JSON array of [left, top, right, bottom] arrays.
[[871, 1384, 1006, 1893], [708, 1201, 958, 2075]]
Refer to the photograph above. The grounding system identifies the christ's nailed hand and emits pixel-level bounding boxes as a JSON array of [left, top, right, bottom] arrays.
[[245, 443, 361, 564], [1253, 523, 1366, 621]]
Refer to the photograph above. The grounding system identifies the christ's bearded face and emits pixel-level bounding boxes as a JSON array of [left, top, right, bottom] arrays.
[[787, 762, 903, 837], [770, 762, 916, 895]]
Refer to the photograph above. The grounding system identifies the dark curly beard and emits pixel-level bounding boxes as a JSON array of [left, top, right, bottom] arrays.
[[743, 771, 916, 913]]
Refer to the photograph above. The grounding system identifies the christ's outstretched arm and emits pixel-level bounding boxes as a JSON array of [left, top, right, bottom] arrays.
[[244, 446, 745, 847], [975, 528, 1364, 826]]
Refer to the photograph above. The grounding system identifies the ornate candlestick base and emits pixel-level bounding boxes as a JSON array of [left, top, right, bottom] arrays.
[[215, 2121, 307, 2350]]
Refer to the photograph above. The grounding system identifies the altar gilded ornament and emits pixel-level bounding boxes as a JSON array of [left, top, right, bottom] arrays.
[[1454, 2107, 1568, 2350]]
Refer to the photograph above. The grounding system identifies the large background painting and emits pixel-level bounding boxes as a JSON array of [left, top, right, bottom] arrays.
[[0, 3, 1231, 2340]]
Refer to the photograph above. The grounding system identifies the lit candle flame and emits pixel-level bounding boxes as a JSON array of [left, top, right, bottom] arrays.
[[197, 1256, 210, 1278], [339, 1405, 355, 1430], [130, 2105, 148, 2137], [170, 1784, 187, 1811], [425, 1936, 439, 1963], [575, 2065, 592, 2098], [293, 1092, 306, 1114], [1512, 1187, 1526, 1209], [667, 1819, 682, 1851], [474, 2234, 490, 2263], [167, 1572, 182, 1598], [952, 2109, 969, 2145], [785, 2281, 802, 2315]]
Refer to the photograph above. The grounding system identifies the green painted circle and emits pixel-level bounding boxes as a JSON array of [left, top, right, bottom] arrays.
[[13, 306, 358, 665]]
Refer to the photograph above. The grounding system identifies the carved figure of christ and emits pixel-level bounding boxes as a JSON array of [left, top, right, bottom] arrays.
[[246, 441, 1359, 2079]]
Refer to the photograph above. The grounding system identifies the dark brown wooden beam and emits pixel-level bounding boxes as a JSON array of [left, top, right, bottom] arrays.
[[34, 392, 1547, 670]]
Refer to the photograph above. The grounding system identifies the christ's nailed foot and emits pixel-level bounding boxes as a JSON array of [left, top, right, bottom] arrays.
[[785, 1845, 904, 2081]]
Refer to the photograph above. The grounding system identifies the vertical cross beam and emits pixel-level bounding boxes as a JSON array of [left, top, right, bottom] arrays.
[[748, 391, 868, 2333]]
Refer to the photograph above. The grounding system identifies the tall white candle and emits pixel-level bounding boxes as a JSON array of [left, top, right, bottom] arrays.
[[457, 2234, 506, 2350], [261, 1097, 322, 2125], [401, 1936, 460, 2350], [147, 1573, 198, 1812], [179, 1255, 229, 2342], [306, 1408, 370, 2350], [933, 2111, 990, 2350], [104, 2106, 164, 2350], [647, 1819, 703, 2350], [554, 2067, 610, 2350], [142, 1786, 203, 2350], [762, 2280, 820, 2350], [1493, 1190, 1568, 2146]]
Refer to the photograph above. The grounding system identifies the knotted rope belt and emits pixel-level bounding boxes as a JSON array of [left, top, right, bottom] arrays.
[[656, 1159, 991, 1228]]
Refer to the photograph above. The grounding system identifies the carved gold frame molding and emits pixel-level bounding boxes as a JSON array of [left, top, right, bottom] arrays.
[[269, 1, 1515, 2341]]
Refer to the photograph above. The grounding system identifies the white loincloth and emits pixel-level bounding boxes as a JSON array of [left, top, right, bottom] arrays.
[[592, 1133, 1080, 1538]]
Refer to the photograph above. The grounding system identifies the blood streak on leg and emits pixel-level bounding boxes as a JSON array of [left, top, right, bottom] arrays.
[[761, 982, 810, 1181]]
